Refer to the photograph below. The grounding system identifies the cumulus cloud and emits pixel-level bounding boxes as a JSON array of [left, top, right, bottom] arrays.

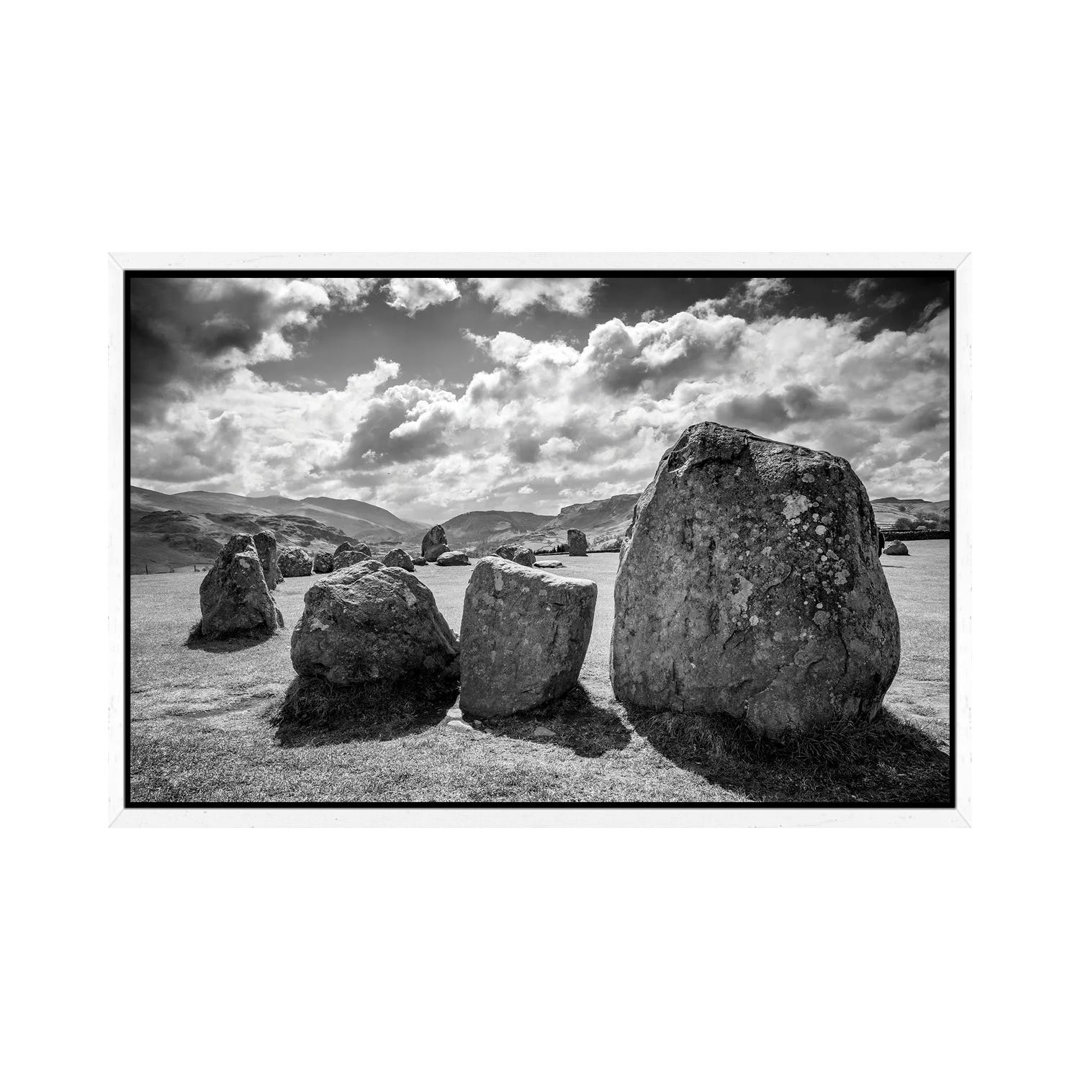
[[131, 286, 951, 515], [470, 277, 600, 315], [382, 278, 461, 315]]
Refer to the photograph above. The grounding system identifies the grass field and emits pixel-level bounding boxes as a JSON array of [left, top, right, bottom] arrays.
[[129, 541, 951, 805]]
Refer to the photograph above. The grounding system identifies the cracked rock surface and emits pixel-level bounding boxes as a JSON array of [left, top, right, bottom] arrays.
[[610, 422, 901, 736], [199, 533, 284, 639], [460, 557, 597, 718]]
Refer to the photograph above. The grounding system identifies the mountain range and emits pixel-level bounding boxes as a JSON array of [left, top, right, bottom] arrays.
[[129, 485, 948, 571]]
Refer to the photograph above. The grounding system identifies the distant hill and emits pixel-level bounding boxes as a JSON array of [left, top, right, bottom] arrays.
[[130, 486, 421, 542], [870, 497, 951, 528], [514, 493, 642, 550], [130, 504, 357, 573], [440, 510, 555, 549]]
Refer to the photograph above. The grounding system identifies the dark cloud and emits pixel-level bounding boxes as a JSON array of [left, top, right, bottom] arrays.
[[718, 383, 848, 433], [338, 386, 455, 467], [896, 402, 947, 435]]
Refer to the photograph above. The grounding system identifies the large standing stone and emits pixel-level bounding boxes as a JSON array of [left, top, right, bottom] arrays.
[[421, 524, 448, 561], [382, 547, 415, 572], [436, 550, 470, 566], [567, 529, 588, 556], [199, 534, 283, 639], [313, 551, 334, 574], [278, 546, 313, 577], [495, 544, 537, 567], [459, 557, 597, 717], [610, 423, 901, 737], [291, 565, 459, 687], [253, 531, 282, 589]]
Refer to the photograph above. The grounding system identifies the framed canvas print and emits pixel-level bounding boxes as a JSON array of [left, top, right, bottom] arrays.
[[108, 254, 969, 826]]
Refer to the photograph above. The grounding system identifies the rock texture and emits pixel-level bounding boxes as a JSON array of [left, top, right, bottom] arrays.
[[332, 548, 369, 571], [412, 556, 428, 566], [494, 544, 537, 567], [278, 546, 313, 577], [567, 529, 588, 556], [610, 423, 901, 737], [421, 524, 448, 561], [334, 540, 371, 558], [291, 565, 459, 687], [459, 557, 597, 718], [253, 531, 282, 589], [436, 550, 470, 566], [198, 534, 283, 639], [382, 547, 415, 572], [313, 551, 334, 574], [535, 560, 564, 568], [884, 540, 909, 556]]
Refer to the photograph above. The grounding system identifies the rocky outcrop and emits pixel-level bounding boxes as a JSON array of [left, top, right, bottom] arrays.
[[610, 423, 901, 737], [435, 550, 470, 566], [494, 544, 537, 567], [382, 548, 415, 572], [253, 531, 282, 589], [278, 546, 313, 577], [534, 560, 564, 568], [313, 551, 334, 574], [291, 565, 460, 687], [198, 534, 283, 639], [459, 557, 597, 717], [567, 529, 588, 556], [421, 524, 448, 561], [884, 540, 909, 556]]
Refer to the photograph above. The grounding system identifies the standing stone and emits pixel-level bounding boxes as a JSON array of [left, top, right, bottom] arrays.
[[382, 547, 415, 572], [313, 551, 334, 573], [495, 544, 537, 567], [332, 548, 368, 571], [435, 550, 470, 566], [459, 557, 597, 718], [421, 524, 449, 561], [278, 546, 314, 577], [610, 423, 901, 737], [291, 565, 459, 687], [199, 534, 283, 639], [252, 531, 282, 589], [567, 529, 588, 556], [884, 540, 909, 556], [334, 540, 372, 558]]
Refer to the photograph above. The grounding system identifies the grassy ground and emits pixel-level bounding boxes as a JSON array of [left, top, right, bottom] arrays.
[[129, 543, 951, 804]]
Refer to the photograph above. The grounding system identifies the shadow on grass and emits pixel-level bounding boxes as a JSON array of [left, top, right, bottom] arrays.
[[185, 622, 278, 653], [628, 705, 950, 804], [475, 684, 632, 758], [271, 675, 456, 747]]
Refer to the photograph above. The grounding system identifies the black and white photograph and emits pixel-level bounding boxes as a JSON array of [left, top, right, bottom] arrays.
[[125, 267, 955, 810]]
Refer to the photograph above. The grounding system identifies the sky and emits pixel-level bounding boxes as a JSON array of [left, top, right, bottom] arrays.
[[128, 273, 952, 519]]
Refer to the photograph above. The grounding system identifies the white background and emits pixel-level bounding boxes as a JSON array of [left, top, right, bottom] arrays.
[[3, 1, 1075, 1077]]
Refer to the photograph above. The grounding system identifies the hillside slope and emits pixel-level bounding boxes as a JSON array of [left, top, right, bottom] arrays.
[[130, 486, 420, 541], [439, 510, 554, 549], [130, 506, 356, 572]]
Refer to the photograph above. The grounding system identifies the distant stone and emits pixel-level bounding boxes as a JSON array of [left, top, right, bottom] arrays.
[[436, 550, 470, 566], [334, 540, 371, 558], [313, 551, 334, 574], [884, 540, 910, 556], [459, 557, 597, 718], [610, 423, 901, 737], [421, 524, 448, 561], [534, 560, 564, 568], [382, 547, 415, 572], [291, 565, 460, 687], [199, 534, 283, 639], [332, 548, 368, 571], [253, 530, 282, 589], [278, 546, 313, 577], [567, 529, 588, 556], [412, 556, 428, 566], [495, 544, 537, 567]]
